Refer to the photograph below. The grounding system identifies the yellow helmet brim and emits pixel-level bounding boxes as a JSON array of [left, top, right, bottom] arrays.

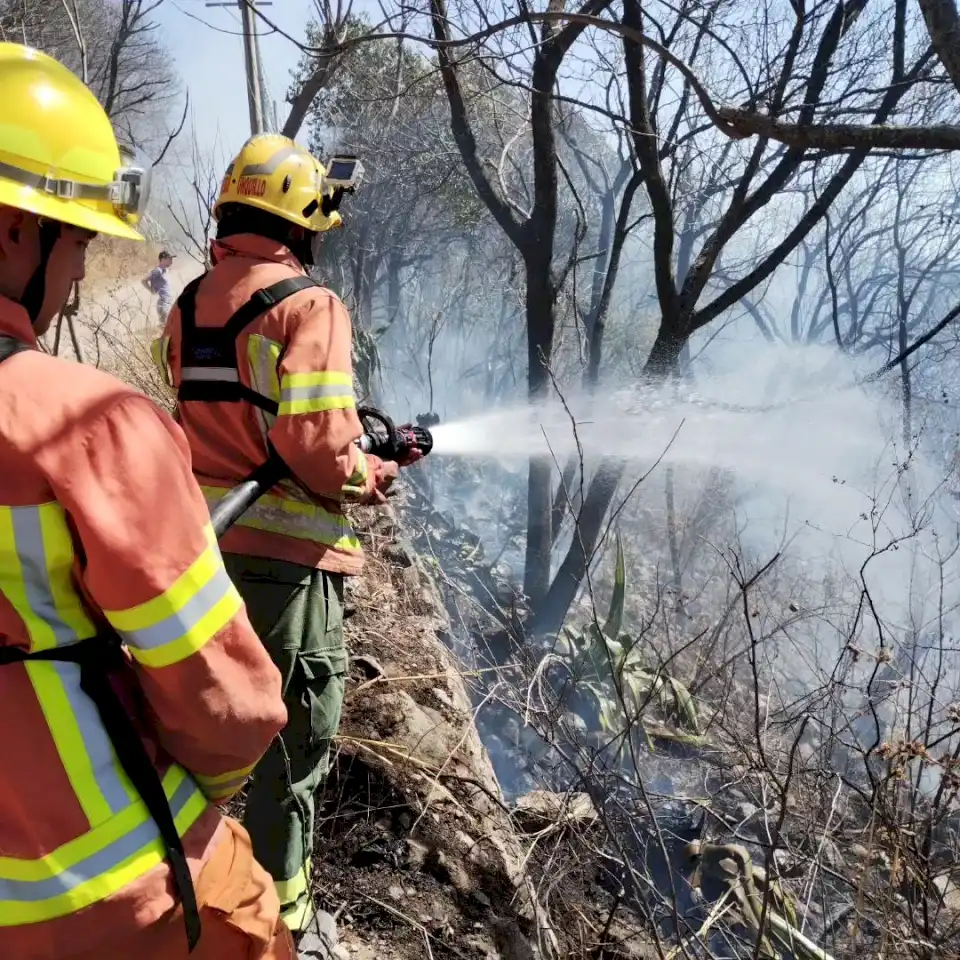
[[0, 181, 143, 240]]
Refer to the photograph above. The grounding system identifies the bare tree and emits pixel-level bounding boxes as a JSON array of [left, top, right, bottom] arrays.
[[535, 0, 946, 636], [431, 0, 619, 609], [0, 0, 181, 152]]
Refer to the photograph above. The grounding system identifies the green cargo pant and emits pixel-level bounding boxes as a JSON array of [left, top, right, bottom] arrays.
[[222, 553, 347, 934]]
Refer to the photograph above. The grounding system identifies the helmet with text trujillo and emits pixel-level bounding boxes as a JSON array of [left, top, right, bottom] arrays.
[[214, 133, 343, 233]]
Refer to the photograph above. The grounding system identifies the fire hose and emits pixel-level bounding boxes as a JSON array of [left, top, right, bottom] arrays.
[[209, 405, 435, 538]]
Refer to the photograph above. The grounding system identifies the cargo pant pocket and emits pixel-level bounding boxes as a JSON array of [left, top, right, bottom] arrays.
[[297, 572, 346, 776], [295, 646, 347, 780]]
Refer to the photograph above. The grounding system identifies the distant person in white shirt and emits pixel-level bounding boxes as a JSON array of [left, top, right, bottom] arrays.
[[142, 250, 174, 324]]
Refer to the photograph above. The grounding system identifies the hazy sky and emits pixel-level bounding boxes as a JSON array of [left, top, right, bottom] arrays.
[[156, 0, 328, 155]]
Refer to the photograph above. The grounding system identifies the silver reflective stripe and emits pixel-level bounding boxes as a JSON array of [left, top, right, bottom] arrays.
[[114, 565, 235, 651], [0, 772, 197, 902], [236, 501, 358, 547], [11, 507, 79, 648], [0, 502, 134, 824], [280, 383, 352, 403], [238, 146, 299, 177], [50, 661, 135, 814], [181, 367, 240, 382]]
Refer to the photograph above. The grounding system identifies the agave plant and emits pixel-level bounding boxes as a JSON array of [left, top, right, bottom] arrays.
[[551, 533, 703, 744]]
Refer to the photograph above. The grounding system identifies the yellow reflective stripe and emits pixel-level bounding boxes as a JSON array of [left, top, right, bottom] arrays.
[[275, 859, 311, 912], [195, 761, 256, 800], [0, 503, 126, 826], [0, 503, 97, 653], [0, 766, 183, 880], [149, 336, 172, 388], [247, 334, 282, 440], [279, 895, 315, 934], [278, 395, 355, 416], [0, 767, 208, 925], [200, 485, 362, 553], [103, 527, 243, 668], [278, 370, 355, 416], [27, 660, 137, 826]]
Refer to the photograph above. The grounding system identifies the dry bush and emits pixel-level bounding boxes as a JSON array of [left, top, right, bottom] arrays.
[[84, 236, 162, 295], [401, 448, 960, 960]]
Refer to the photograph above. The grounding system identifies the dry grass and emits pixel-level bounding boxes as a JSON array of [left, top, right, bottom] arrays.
[[84, 235, 163, 295]]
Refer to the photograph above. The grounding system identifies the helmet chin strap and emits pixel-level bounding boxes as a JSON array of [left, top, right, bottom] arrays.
[[19, 219, 61, 325], [293, 229, 317, 268]]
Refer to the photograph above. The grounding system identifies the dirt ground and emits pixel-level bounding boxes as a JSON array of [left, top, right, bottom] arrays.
[[85, 235, 165, 293]]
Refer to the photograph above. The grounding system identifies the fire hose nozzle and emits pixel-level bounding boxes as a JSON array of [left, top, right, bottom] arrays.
[[356, 406, 435, 462]]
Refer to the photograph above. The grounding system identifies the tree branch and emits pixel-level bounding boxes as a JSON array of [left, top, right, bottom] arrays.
[[429, 0, 524, 248], [718, 109, 960, 151], [917, 0, 960, 98]]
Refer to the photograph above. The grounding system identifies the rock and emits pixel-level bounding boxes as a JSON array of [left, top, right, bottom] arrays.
[[350, 654, 386, 681], [494, 580, 516, 607], [935, 875, 960, 912], [298, 909, 339, 958], [512, 790, 598, 829], [383, 540, 416, 568], [456, 829, 477, 850]]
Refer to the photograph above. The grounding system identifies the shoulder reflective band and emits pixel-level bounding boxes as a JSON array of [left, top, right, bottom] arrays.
[[0, 342, 201, 949], [176, 274, 320, 413]]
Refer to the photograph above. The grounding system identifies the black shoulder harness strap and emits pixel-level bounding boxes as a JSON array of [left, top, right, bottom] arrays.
[[0, 339, 202, 953], [0, 335, 32, 362], [175, 273, 320, 415]]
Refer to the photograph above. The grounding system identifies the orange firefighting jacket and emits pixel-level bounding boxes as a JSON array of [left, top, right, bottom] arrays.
[[0, 295, 287, 960], [152, 234, 387, 575]]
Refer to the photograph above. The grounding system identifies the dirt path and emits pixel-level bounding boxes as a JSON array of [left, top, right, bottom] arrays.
[[47, 260, 201, 364]]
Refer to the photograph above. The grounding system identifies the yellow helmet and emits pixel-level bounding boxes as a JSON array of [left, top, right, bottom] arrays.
[[0, 43, 148, 240], [214, 133, 343, 233]]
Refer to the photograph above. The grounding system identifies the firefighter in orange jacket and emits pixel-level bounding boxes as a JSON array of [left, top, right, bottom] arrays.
[[153, 134, 418, 951], [0, 43, 294, 960]]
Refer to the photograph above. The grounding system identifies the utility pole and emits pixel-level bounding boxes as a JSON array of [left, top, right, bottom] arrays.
[[205, 0, 272, 136], [238, 0, 263, 135]]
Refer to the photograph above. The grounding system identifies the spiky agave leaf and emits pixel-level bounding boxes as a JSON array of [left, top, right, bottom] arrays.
[[664, 675, 702, 734], [602, 531, 626, 641]]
